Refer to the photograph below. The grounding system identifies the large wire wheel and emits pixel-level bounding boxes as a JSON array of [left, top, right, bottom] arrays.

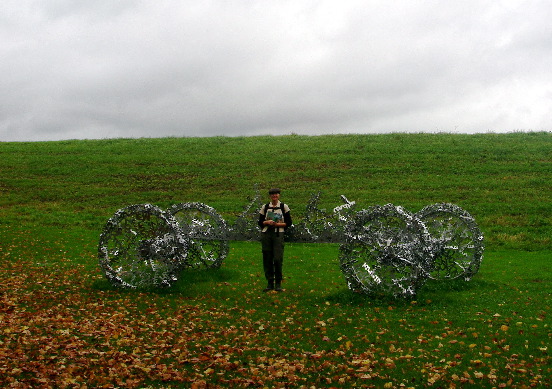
[[167, 202, 229, 269], [98, 204, 188, 288], [415, 203, 484, 280], [339, 204, 432, 298]]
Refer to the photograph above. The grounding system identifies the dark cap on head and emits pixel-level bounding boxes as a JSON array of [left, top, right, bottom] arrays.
[[268, 188, 281, 195]]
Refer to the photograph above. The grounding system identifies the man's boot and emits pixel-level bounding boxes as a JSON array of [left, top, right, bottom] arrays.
[[263, 281, 274, 292]]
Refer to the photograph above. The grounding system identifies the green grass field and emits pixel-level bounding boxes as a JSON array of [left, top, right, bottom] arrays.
[[1, 133, 550, 388]]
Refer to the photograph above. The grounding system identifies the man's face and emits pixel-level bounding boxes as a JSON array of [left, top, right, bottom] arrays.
[[270, 193, 280, 202]]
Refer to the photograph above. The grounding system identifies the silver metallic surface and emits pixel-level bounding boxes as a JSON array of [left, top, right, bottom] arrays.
[[229, 189, 264, 241], [98, 204, 188, 288], [98, 192, 484, 295], [298, 192, 357, 243], [167, 202, 229, 269], [339, 204, 433, 297], [415, 203, 484, 281]]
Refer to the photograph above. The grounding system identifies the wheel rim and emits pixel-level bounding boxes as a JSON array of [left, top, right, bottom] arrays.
[[167, 202, 229, 269], [415, 203, 484, 280], [98, 204, 187, 288], [340, 204, 431, 297]]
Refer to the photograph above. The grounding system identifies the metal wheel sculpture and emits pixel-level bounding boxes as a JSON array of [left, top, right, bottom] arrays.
[[98, 204, 188, 288], [339, 204, 432, 297], [415, 203, 484, 281], [98, 190, 484, 296], [167, 202, 229, 269]]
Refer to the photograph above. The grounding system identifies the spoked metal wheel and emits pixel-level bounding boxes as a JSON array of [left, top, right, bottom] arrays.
[[98, 204, 188, 288], [415, 203, 484, 281], [339, 204, 432, 298], [167, 202, 229, 269]]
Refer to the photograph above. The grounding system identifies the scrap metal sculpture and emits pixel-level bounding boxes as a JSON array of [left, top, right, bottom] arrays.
[[98, 190, 484, 296], [98, 204, 188, 288], [167, 202, 229, 269], [339, 204, 433, 297], [415, 203, 484, 281]]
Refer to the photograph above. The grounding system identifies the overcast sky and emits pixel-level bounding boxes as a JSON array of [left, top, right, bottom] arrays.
[[1, 0, 551, 141]]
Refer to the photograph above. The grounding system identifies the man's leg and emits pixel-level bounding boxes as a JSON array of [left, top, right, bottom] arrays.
[[261, 232, 275, 291], [273, 233, 285, 291]]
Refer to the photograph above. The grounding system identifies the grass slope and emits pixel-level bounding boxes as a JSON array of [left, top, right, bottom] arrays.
[[1, 132, 551, 249], [1, 133, 550, 388]]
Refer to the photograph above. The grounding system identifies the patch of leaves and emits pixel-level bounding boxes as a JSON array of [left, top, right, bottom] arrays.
[[1, 234, 550, 388]]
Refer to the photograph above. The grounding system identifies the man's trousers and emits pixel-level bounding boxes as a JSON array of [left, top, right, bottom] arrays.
[[261, 229, 285, 284]]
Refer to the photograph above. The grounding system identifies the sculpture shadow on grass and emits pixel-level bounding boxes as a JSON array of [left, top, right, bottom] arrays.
[[91, 267, 237, 296]]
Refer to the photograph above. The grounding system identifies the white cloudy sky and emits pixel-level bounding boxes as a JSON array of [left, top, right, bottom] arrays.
[[1, 0, 551, 141]]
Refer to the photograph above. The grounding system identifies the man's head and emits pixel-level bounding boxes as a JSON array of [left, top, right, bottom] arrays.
[[269, 188, 281, 203]]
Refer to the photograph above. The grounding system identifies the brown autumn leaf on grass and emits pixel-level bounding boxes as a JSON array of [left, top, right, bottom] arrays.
[[1, 229, 550, 388]]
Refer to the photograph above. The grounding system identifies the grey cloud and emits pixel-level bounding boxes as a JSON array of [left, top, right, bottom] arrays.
[[1, 0, 551, 141]]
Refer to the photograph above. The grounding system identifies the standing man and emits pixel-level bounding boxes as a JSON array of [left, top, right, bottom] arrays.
[[258, 188, 292, 292]]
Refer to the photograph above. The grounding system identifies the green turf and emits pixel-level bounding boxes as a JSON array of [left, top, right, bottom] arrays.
[[1, 133, 550, 387]]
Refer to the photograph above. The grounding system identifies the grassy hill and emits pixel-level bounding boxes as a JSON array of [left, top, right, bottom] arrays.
[[1, 132, 551, 388], [1, 132, 551, 250]]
